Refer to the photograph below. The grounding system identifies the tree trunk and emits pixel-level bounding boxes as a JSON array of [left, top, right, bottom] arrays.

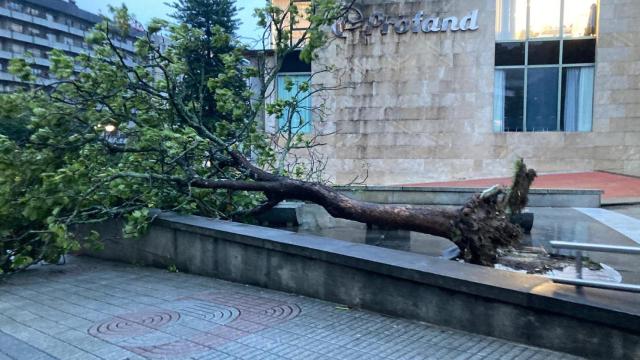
[[177, 152, 523, 266], [192, 172, 522, 266]]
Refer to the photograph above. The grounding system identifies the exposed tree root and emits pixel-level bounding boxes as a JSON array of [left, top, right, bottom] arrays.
[[451, 187, 522, 266]]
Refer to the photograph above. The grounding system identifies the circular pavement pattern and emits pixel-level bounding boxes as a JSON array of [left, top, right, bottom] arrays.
[[87, 292, 301, 359], [264, 303, 301, 321], [88, 310, 181, 338]]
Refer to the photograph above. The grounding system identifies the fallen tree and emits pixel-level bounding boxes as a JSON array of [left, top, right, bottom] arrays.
[[174, 151, 522, 266], [0, 2, 524, 274]]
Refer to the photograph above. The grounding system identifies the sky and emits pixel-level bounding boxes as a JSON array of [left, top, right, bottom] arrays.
[[75, 0, 266, 41]]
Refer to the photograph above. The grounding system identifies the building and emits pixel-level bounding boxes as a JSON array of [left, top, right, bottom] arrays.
[[0, 0, 139, 91], [271, 0, 311, 46], [270, 0, 640, 184]]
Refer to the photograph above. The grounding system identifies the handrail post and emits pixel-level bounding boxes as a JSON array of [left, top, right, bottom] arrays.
[[576, 250, 583, 280], [549, 240, 640, 292]]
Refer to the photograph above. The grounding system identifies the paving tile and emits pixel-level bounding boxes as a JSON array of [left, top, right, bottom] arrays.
[[0, 330, 57, 360], [0, 257, 584, 360]]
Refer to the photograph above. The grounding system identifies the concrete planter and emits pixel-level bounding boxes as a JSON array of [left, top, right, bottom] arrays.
[[335, 186, 602, 208], [82, 213, 640, 360], [509, 212, 534, 234]]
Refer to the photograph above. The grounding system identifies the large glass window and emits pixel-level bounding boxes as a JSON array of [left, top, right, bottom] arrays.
[[496, 0, 527, 40], [495, 42, 525, 66], [493, 0, 597, 132], [494, 69, 525, 132], [561, 66, 594, 131], [529, 0, 561, 39], [528, 41, 560, 65], [526, 68, 559, 131], [564, 0, 598, 38], [276, 74, 312, 134]]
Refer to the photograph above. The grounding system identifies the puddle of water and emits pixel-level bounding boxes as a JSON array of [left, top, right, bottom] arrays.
[[266, 204, 640, 284], [275, 217, 458, 258]]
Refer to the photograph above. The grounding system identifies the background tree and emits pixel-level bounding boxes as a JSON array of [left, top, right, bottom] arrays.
[[0, 93, 32, 145], [0, 1, 522, 276], [0, 59, 40, 144], [168, 0, 247, 126]]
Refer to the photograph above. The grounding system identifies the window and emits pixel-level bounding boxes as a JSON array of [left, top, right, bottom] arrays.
[[29, 47, 43, 58], [32, 67, 49, 78], [529, 0, 561, 38], [7, 1, 22, 12], [60, 36, 74, 46], [276, 74, 312, 134], [496, 0, 526, 40], [564, 0, 598, 37], [27, 26, 45, 39], [10, 42, 23, 53], [9, 22, 23, 33], [494, 0, 597, 132], [25, 6, 44, 18], [561, 66, 594, 131], [493, 69, 524, 131]]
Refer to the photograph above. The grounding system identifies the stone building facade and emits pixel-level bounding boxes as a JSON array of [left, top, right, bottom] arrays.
[[295, 0, 640, 185]]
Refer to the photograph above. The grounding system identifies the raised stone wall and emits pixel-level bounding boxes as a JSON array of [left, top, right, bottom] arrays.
[[313, 0, 640, 185], [335, 186, 602, 207], [83, 213, 640, 360]]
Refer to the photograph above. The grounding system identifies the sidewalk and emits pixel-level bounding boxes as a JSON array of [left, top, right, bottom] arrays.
[[0, 256, 581, 360], [406, 171, 640, 205]]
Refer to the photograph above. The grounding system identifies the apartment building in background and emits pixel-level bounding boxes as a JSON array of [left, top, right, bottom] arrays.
[[0, 0, 140, 91]]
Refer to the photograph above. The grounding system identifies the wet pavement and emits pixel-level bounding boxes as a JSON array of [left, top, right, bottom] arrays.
[[525, 206, 640, 284], [0, 257, 582, 360], [608, 204, 640, 220], [279, 205, 640, 285]]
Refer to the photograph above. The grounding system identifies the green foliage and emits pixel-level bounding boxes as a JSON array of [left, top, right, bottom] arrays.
[[0, 1, 344, 275], [108, 4, 132, 37], [49, 49, 74, 79], [123, 209, 152, 238], [169, 0, 239, 34], [299, 0, 344, 62], [168, 0, 247, 127], [0, 130, 82, 273], [8, 58, 35, 82], [507, 159, 537, 214], [147, 18, 169, 35], [0, 92, 33, 144]]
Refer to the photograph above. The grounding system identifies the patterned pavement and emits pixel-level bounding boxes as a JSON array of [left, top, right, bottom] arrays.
[[0, 256, 583, 360]]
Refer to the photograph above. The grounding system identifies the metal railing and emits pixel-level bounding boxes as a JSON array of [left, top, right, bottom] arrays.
[[549, 241, 640, 293]]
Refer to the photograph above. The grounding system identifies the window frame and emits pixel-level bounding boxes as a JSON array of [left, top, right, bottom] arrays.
[[275, 72, 313, 135], [494, 0, 598, 132]]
